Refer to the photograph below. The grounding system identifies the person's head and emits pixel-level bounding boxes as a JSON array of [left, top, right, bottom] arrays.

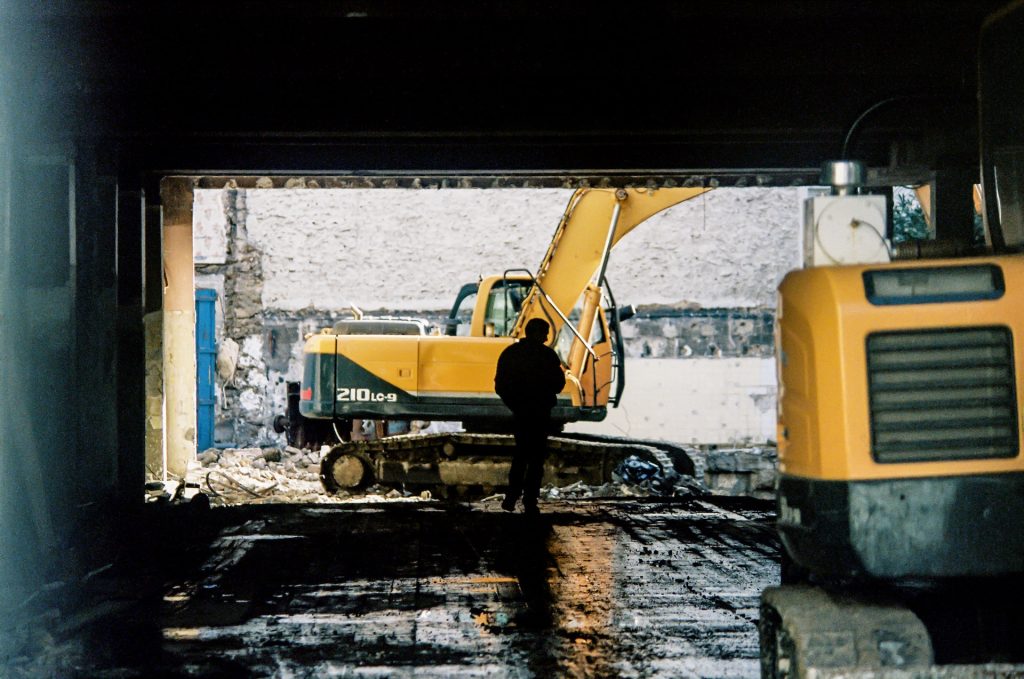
[[524, 318, 550, 343]]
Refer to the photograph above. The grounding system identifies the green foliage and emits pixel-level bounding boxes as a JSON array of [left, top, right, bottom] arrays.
[[892, 191, 930, 243], [892, 188, 986, 245]]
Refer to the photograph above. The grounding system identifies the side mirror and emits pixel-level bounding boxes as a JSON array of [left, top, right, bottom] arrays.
[[617, 304, 636, 323]]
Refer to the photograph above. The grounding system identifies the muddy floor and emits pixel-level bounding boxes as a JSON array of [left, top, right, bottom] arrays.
[[67, 496, 778, 678]]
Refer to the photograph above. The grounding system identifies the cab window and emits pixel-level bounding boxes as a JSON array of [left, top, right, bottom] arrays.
[[553, 308, 579, 364], [484, 281, 529, 336]]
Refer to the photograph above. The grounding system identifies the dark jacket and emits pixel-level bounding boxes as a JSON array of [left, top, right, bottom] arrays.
[[494, 338, 566, 413]]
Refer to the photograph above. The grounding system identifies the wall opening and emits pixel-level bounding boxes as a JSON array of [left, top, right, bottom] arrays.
[[153, 177, 804, 505]]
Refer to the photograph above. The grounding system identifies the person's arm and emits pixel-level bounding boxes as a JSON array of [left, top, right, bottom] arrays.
[[547, 350, 566, 394], [494, 350, 509, 398]]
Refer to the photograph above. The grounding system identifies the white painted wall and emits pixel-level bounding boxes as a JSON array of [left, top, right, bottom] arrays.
[[567, 357, 777, 444], [227, 187, 802, 311], [193, 189, 228, 264], [245, 189, 565, 310], [604, 187, 802, 308]]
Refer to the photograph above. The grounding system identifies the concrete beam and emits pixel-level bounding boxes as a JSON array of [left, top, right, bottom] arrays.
[[189, 172, 823, 191]]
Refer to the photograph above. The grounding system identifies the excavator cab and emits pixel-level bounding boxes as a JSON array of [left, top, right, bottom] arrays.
[[443, 277, 533, 337], [443, 283, 479, 336], [481, 277, 531, 337]]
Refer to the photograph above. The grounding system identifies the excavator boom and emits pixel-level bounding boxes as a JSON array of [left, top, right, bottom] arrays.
[[512, 187, 709, 338]]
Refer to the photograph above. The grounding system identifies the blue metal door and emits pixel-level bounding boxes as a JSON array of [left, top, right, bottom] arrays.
[[196, 288, 217, 451]]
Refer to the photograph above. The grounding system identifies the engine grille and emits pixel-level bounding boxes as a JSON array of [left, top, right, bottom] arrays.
[[866, 326, 1020, 463]]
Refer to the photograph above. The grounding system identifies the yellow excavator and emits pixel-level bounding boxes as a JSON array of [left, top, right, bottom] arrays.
[[279, 186, 708, 444], [759, 0, 1024, 674], [275, 186, 709, 490]]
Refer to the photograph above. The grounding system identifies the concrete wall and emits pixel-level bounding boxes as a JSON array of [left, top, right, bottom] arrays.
[[194, 187, 801, 447], [567, 358, 777, 445], [1, 140, 125, 604]]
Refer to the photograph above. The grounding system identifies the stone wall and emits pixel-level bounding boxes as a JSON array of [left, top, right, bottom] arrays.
[[193, 187, 801, 448]]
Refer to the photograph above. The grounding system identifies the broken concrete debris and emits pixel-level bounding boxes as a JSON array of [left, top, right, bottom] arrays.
[[187, 447, 325, 505], [176, 442, 771, 507], [703, 446, 777, 500]]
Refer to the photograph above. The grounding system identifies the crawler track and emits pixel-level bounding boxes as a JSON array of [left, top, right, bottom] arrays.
[[319, 431, 697, 494]]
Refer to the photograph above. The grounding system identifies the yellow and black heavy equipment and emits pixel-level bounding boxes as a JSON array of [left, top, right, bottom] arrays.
[[275, 186, 709, 491], [759, 1, 1024, 674]]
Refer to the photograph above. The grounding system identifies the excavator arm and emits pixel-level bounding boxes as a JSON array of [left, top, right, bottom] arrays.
[[510, 186, 710, 339]]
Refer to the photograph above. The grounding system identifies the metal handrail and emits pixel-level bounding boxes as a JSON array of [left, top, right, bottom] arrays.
[[503, 268, 598, 362]]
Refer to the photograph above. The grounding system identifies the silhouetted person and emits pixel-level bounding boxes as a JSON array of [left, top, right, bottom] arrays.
[[494, 318, 566, 514]]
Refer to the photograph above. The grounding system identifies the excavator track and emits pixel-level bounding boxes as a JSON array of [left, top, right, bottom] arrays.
[[319, 430, 698, 496]]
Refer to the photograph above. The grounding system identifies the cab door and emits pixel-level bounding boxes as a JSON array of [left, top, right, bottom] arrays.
[[554, 284, 613, 408], [580, 307, 614, 407]]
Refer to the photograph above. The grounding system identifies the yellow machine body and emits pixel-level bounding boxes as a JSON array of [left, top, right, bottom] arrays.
[[775, 255, 1024, 579], [777, 255, 1024, 482]]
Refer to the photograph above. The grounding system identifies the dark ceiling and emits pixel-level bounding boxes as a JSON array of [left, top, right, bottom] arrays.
[[0, 0, 1010, 181]]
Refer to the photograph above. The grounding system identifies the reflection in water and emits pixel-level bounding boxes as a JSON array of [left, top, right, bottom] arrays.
[[495, 515, 618, 676], [545, 520, 618, 677]]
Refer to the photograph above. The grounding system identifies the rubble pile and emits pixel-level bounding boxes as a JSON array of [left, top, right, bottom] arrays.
[[181, 444, 714, 508], [1, 599, 84, 679], [702, 446, 778, 500], [186, 446, 438, 506], [539, 477, 703, 501], [537, 451, 707, 501], [188, 446, 336, 506]]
